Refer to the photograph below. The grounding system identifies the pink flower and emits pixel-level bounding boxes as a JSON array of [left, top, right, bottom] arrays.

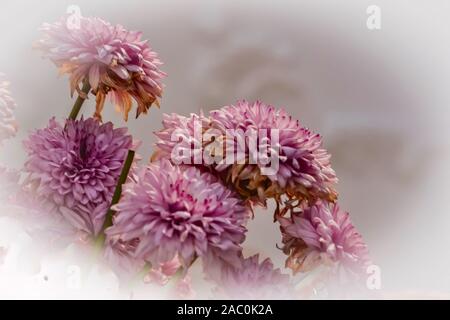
[[155, 101, 337, 206], [278, 200, 371, 275], [0, 75, 17, 144], [36, 15, 166, 121], [105, 159, 249, 268], [23, 118, 135, 235], [204, 253, 292, 299]]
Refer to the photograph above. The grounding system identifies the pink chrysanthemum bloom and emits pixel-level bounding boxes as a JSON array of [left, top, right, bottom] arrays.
[[154, 101, 337, 207], [36, 15, 166, 121], [105, 159, 249, 268], [0, 75, 18, 144], [278, 200, 370, 275], [23, 118, 135, 235], [204, 254, 292, 299], [209, 100, 338, 205]]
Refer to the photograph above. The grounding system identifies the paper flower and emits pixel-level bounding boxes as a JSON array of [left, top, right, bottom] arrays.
[[36, 15, 166, 120]]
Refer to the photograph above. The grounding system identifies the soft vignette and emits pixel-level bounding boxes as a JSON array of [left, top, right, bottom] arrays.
[[0, 0, 450, 298]]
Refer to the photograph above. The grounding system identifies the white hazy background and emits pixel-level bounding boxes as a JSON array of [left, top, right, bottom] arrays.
[[1, 0, 450, 298]]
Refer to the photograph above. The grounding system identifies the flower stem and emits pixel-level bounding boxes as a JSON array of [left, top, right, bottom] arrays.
[[68, 81, 91, 120], [96, 149, 135, 246]]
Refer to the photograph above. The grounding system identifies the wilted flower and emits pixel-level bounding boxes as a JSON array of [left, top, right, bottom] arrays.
[[23, 117, 135, 235], [278, 200, 370, 275], [106, 159, 249, 269], [155, 101, 337, 207], [210, 100, 337, 205], [204, 253, 292, 299], [0, 76, 17, 144], [36, 15, 166, 121]]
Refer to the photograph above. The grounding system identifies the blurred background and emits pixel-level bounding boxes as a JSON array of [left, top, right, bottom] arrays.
[[1, 0, 450, 298]]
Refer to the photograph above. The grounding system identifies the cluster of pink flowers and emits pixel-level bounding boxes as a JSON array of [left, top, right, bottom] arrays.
[[0, 11, 371, 299], [154, 100, 370, 286], [155, 100, 338, 206]]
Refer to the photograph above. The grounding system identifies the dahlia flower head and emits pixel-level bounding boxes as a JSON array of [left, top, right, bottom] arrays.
[[36, 15, 166, 121], [23, 117, 136, 236], [105, 159, 249, 269], [0, 75, 18, 144], [155, 100, 338, 206], [204, 253, 292, 299], [278, 200, 370, 275]]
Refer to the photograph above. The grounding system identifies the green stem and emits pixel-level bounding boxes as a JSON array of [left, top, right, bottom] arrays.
[[96, 149, 135, 246], [68, 81, 91, 120]]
